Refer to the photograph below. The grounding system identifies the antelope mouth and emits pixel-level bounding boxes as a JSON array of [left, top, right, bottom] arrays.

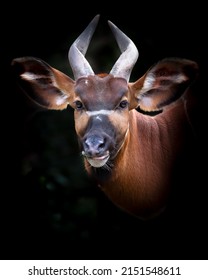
[[82, 152, 110, 168]]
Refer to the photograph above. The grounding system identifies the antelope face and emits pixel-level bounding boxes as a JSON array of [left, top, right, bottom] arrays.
[[66, 15, 138, 169], [11, 15, 139, 168], [73, 75, 130, 168]]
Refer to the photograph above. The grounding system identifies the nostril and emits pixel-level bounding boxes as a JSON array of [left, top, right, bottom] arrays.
[[85, 136, 104, 148], [96, 138, 105, 148], [99, 141, 105, 148], [84, 135, 106, 156]]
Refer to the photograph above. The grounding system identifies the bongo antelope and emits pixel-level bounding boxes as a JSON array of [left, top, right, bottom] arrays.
[[11, 15, 199, 219]]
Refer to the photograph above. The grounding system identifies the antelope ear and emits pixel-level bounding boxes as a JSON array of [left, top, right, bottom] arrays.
[[11, 57, 75, 110], [129, 58, 199, 112]]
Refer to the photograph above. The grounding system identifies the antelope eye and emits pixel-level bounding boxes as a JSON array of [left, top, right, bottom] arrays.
[[74, 100, 83, 109], [119, 100, 128, 109]]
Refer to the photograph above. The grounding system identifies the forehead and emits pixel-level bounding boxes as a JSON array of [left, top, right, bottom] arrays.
[[74, 75, 128, 110]]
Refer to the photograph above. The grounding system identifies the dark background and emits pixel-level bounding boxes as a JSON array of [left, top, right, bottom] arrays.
[[1, 3, 208, 260]]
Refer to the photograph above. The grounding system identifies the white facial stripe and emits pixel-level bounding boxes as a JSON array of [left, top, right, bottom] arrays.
[[86, 110, 114, 116]]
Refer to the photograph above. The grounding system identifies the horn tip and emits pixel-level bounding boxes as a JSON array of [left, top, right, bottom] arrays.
[[93, 14, 100, 23], [107, 20, 114, 27], [107, 20, 118, 33]]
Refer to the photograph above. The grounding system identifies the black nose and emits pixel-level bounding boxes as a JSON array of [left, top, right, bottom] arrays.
[[83, 135, 105, 157]]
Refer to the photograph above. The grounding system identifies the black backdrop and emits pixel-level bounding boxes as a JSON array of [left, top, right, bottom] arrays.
[[1, 2, 208, 260]]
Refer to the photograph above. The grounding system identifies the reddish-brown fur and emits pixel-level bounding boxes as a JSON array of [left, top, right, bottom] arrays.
[[91, 99, 193, 218], [11, 16, 200, 219]]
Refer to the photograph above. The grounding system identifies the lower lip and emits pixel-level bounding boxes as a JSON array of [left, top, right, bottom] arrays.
[[93, 155, 109, 160], [86, 154, 110, 168]]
